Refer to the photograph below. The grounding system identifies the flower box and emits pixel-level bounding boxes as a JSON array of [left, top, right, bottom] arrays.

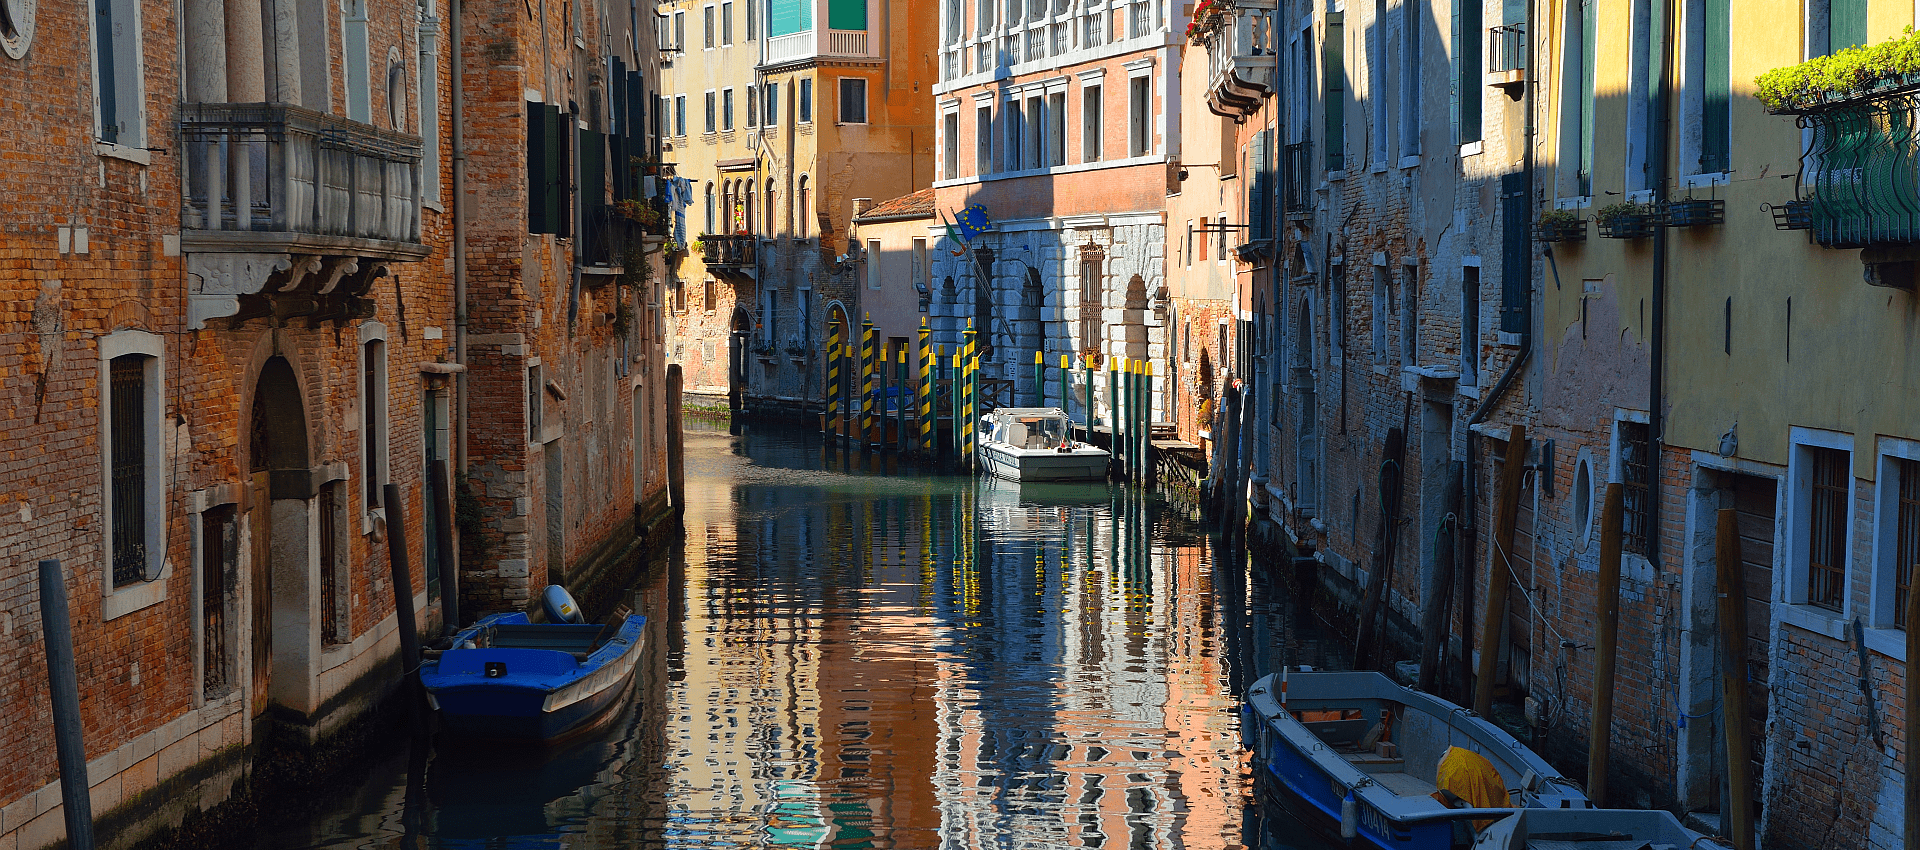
[[1535, 215, 1587, 243], [1662, 198, 1725, 228], [1595, 203, 1660, 239], [1771, 200, 1814, 231]]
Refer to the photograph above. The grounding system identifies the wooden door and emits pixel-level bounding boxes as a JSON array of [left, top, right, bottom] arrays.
[[1729, 473, 1776, 807], [249, 471, 272, 717]]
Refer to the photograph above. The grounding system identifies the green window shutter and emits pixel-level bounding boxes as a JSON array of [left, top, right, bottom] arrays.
[[528, 102, 550, 233], [828, 0, 865, 30], [1457, 0, 1481, 143], [546, 105, 569, 239], [1832, 0, 1867, 52], [1579, 0, 1595, 195], [1249, 130, 1271, 240], [1323, 11, 1344, 171], [580, 129, 605, 211], [1700, 0, 1729, 173]]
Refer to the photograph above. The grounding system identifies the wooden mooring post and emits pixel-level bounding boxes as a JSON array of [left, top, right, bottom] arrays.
[[1587, 483, 1625, 805], [1715, 508, 1756, 850], [1473, 424, 1527, 716]]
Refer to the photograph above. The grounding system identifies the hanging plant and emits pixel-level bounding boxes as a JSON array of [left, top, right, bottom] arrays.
[[1755, 26, 1920, 112]]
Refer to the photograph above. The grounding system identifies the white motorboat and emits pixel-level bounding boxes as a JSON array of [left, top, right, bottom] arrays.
[[976, 408, 1110, 482]]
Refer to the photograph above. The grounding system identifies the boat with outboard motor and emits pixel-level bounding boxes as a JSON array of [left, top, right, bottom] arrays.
[[1243, 668, 1589, 850], [1471, 806, 1730, 850], [976, 407, 1109, 482], [420, 585, 646, 741]]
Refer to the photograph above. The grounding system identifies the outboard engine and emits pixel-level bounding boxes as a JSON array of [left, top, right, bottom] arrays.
[[540, 584, 585, 624]]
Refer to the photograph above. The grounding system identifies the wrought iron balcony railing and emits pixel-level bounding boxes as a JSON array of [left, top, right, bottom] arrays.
[[701, 234, 758, 270], [1793, 93, 1920, 249], [179, 102, 425, 258]]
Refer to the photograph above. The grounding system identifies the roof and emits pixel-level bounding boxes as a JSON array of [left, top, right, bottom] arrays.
[[854, 188, 935, 223]]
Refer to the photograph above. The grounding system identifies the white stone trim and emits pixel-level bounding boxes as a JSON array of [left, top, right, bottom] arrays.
[[1780, 426, 1855, 620], [358, 321, 390, 533], [98, 329, 168, 621]]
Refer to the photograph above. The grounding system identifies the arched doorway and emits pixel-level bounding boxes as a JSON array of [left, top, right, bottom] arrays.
[[729, 305, 752, 413], [248, 356, 312, 723]]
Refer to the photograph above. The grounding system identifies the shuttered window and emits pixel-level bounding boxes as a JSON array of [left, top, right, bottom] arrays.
[[1618, 421, 1652, 555], [1698, 0, 1730, 173], [1451, 0, 1480, 143], [109, 354, 148, 587], [1895, 458, 1920, 628], [1249, 129, 1272, 240], [1323, 12, 1344, 170], [527, 103, 570, 235]]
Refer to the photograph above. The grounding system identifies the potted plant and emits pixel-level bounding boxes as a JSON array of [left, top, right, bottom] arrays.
[[1535, 208, 1587, 243], [1662, 197, 1725, 228], [1595, 201, 1659, 239], [1755, 26, 1920, 113]]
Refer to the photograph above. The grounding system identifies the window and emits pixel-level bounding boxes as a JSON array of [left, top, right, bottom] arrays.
[[1400, 262, 1418, 363], [1682, 0, 1729, 174], [1806, 446, 1850, 612], [799, 78, 813, 123], [722, 0, 733, 44], [840, 77, 868, 124], [107, 353, 154, 586], [387, 62, 408, 131], [1808, 0, 1867, 59], [1370, 262, 1388, 361], [746, 0, 757, 38], [1556, 0, 1596, 196], [797, 175, 810, 237], [198, 504, 236, 697], [1452, 0, 1481, 144], [765, 82, 779, 125], [723, 87, 734, 130], [977, 104, 993, 173], [1050, 90, 1070, 167], [705, 90, 716, 133], [360, 326, 389, 516], [1399, 0, 1419, 157], [764, 179, 776, 233], [1617, 420, 1652, 555], [526, 102, 569, 235], [1081, 84, 1102, 162], [658, 13, 673, 49], [674, 9, 686, 48], [1127, 74, 1150, 156], [1460, 264, 1480, 385], [527, 364, 543, 441], [318, 482, 344, 644], [1626, 0, 1655, 192], [746, 84, 757, 125], [705, 182, 715, 233], [943, 111, 959, 178], [1370, 0, 1388, 165], [867, 239, 882, 289], [342, 0, 371, 123], [912, 237, 928, 301], [675, 94, 686, 135], [705, 279, 717, 311], [703, 4, 715, 47], [1889, 458, 1920, 633], [1005, 97, 1023, 169], [1025, 95, 1042, 167], [1324, 11, 1345, 169]]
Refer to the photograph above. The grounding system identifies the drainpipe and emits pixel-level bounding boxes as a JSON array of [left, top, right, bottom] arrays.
[[451, 0, 468, 474], [1647, 0, 1677, 569]]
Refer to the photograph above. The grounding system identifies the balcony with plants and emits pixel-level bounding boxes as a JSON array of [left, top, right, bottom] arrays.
[[1756, 28, 1920, 252]]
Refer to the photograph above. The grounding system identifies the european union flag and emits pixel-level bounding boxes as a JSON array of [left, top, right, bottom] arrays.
[[953, 203, 992, 241]]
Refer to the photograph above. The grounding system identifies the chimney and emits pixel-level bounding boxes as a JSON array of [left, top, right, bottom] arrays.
[[852, 197, 872, 219]]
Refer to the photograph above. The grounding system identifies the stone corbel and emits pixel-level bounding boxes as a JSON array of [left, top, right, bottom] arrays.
[[186, 252, 292, 329]]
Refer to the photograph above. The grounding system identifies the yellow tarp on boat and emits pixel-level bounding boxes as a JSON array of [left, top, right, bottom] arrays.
[[1434, 746, 1509, 829]]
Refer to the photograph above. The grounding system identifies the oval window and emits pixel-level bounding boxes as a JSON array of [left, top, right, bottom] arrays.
[[1573, 455, 1595, 548]]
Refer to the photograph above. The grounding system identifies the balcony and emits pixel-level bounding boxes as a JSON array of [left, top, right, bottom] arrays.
[[762, 28, 877, 67], [1487, 24, 1525, 91], [1200, 2, 1277, 119], [178, 103, 428, 329], [700, 235, 758, 273]]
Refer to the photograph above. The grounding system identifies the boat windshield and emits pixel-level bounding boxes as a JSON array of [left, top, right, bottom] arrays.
[[1017, 416, 1069, 449]]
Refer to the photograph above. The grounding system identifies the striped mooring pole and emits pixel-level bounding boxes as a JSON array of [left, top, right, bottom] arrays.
[[860, 314, 877, 448], [919, 322, 934, 456], [825, 319, 841, 439], [961, 320, 977, 470]]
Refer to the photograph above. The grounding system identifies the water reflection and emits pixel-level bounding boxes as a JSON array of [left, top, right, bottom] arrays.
[[271, 424, 1345, 849]]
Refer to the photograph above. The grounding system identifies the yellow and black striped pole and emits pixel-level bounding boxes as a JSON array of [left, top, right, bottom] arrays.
[[961, 319, 976, 470], [918, 320, 934, 456], [861, 313, 877, 447], [825, 319, 842, 438]]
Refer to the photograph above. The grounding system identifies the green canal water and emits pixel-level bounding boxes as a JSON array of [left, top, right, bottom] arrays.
[[264, 423, 1347, 848]]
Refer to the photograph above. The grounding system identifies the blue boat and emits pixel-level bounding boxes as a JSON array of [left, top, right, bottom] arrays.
[[421, 589, 646, 741], [1244, 670, 1589, 850]]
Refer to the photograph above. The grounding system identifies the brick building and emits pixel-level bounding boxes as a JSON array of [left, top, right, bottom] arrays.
[[0, 0, 668, 841]]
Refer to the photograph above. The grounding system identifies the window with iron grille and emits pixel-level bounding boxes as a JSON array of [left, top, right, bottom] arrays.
[[110, 354, 149, 587], [362, 338, 387, 510], [319, 482, 345, 643], [200, 505, 235, 697], [1806, 446, 1849, 612], [1618, 420, 1652, 555], [1895, 457, 1919, 627]]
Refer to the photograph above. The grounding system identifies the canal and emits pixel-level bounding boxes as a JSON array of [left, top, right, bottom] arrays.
[[263, 423, 1351, 848]]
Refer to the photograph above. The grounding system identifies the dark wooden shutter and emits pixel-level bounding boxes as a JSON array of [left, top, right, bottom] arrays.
[[109, 355, 146, 586], [1700, 0, 1730, 173], [528, 101, 549, 233], [1249, 129, 1271, 241], [1499, 171, 1529, 334], [549, 105, 570, 238], [579, 128, 606, 262], [1322, 11, 1344, 171]]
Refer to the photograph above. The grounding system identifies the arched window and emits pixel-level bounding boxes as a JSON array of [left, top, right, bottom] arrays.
[[744, 186, 754, 236], [797, 175, 811, 239], [387, 62, 408, 131], [704, 183, 715, 234]]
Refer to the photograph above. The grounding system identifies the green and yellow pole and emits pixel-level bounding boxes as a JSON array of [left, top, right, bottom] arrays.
[[1142, 360, 1154, 485], [861, 314, 877, 448], [826, 320, 842, 438], [919, 322, 934, 456], [961, 320, 977, 470], [1082, 354, 1095, 438], [1034, 350, 1045, 408], [1107, 357, 1120, 476], [1059, 354, 1070, 421]]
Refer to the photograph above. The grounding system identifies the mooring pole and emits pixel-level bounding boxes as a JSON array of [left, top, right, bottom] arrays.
[[861, 315, 877, 448], [1142, 361, 1154, 487], [961, 320, 977, 471], [430, 460, 459, 630], [1587, 483, 1625, 805], [896, 347, 909, 454], [1107, 358, 1121, 476], [668, 364, 686, 510], [1033, 350, 1044, 408], [1473, 425, 1528, 716], [384, 482, 422, 676], [1716, 508, 1756, 850], [826, 319, 842, 439], [37, 559, 95, 850], [919, 321, 934, 457]]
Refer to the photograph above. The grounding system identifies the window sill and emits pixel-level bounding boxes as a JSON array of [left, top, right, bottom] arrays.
[[1681, 171, 1729, 189], [1370, 163, 1389, 174], [1399, 154, 1422, 170], [96, 142, 153, 166], [1555, 196, 1592, 210], [1864, 625, 1907, 662], [1458, 141, 1483, 158], [1778, 602, 1848, 641], [1326, 169, 1346, 182], [103, 570, 170, 620]]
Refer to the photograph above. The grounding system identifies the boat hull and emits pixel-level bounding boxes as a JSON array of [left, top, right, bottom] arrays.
[[978, 442, 1109, 482], [421, 612, 647, 741]]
